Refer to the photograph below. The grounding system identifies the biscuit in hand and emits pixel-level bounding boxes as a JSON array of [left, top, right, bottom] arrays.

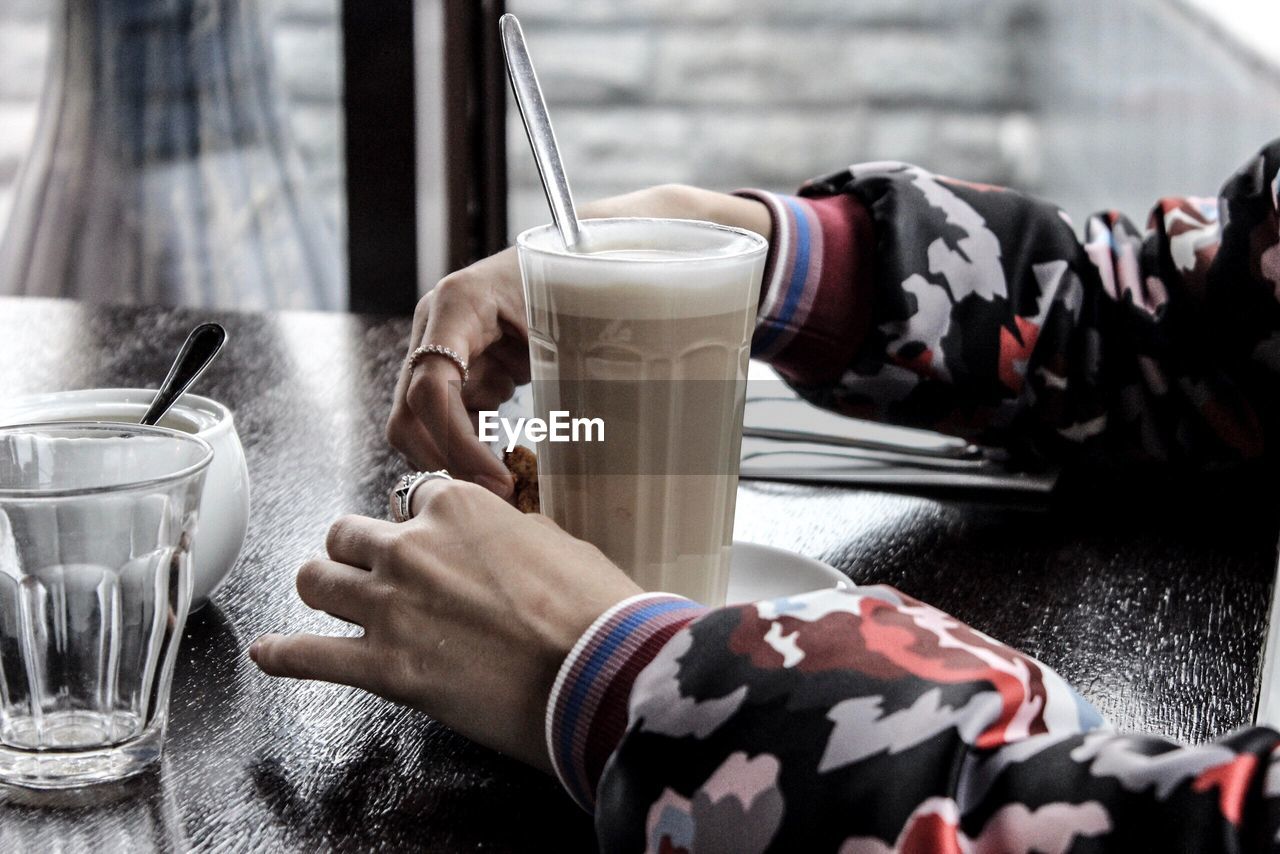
[[503, 446, 540, 514]]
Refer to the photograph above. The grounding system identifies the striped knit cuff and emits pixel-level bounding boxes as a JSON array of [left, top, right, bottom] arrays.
[[545, 593, 708, 812], [734, 189, 872, 386]]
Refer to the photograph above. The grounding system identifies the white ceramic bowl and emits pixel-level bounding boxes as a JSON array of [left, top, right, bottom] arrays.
[[0, 389, 250, 608]]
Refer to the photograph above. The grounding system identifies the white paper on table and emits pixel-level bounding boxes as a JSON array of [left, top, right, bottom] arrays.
[[741, 361, 1058, 493]]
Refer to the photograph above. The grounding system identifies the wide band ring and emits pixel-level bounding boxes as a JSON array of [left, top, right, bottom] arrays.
[[389, 469, 453, 522], [407, 344, 469, 386]]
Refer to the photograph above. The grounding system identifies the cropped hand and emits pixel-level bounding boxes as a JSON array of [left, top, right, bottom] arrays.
[[384, 185, 771, 496], [249, 479, 643, 771]]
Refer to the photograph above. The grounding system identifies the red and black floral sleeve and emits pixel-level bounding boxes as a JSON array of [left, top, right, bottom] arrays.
[[739, 139, 1280, 472], [533, 144, 1280, 851], [545, 589, 1280, 852]]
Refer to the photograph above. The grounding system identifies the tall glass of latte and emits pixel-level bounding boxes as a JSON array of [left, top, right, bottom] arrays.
[[517, 218, 766, 605]]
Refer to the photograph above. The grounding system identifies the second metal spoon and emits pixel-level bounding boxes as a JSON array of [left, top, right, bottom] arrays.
[[141, 322, 228, 426], [500, 13, 584, 251]]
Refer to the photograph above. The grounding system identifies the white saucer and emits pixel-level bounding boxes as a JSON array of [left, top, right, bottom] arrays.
[[726, 541, 853, 605]]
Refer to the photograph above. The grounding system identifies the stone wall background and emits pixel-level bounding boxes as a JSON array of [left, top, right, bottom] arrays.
[[506, 0, 1045, 235], [506, 0, 1280, 234], [2, 0, 1279, 300]]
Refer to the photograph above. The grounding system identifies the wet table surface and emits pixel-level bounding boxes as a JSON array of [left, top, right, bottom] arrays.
[[0, 296, 1277, 851]]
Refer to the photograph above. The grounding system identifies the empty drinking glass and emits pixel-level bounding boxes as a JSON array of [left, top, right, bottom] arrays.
[[0, 423, 212, 788]]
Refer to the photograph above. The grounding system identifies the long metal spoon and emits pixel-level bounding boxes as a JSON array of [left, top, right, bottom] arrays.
[[500, 13, 584, 251], [141, 322, 227, 426]]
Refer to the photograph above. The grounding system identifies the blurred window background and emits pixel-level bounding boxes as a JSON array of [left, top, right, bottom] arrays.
[[0, 0, 344, 239], [0, 0, 345, 308], [0, 0, 1277, 308], [504, 0, 1280, 233]]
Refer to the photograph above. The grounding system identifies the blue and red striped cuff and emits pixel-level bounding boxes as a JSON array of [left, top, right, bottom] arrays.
[[545, 593, 708, 812], [735, 189, 873, 386]]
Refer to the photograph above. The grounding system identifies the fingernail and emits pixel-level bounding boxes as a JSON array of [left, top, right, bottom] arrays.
[[478, 473, 513, 498], [248, 639, 261, 662]]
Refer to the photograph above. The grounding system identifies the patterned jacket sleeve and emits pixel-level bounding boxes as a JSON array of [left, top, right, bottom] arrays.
[[546, 587, 1280, 852], [737, 140, 1280, 472]]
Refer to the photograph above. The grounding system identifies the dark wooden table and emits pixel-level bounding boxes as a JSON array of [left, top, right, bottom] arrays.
[[1, 295, 1277, 851]]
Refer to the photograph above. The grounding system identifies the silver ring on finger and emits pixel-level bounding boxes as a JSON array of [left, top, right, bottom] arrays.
[[407, 344, 469, 387], [389, 469, 453, 522]]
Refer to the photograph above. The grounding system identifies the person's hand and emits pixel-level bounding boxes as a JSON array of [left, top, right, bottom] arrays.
[[385, 185, 771, 497], [248, 478, 643, 772], [386, 246, 528, 496]]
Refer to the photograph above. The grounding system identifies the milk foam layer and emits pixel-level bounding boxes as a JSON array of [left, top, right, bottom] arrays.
[[518, 218, 766, 320]]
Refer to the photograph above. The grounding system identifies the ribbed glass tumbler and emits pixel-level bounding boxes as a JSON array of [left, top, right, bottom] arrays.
[[0, 423, 211, 789]]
